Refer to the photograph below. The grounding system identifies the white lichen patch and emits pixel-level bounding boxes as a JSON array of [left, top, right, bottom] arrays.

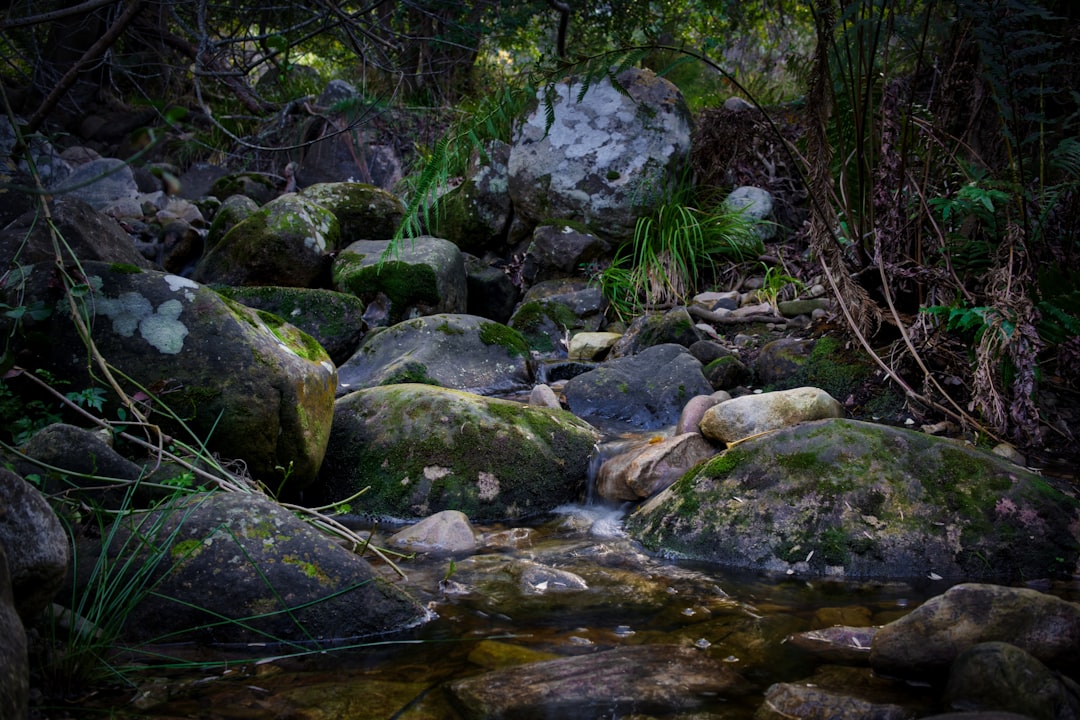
[[424, 465, 452, 481], [95, 292, 188, 354], [477, 471, 500, 501], [165, 274, 199, 301]]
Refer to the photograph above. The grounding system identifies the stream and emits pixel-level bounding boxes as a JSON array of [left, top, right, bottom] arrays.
[[65, 433, 1080, 720]]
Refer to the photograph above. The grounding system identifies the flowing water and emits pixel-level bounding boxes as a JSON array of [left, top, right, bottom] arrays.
[[67, 438, 1078, 719]]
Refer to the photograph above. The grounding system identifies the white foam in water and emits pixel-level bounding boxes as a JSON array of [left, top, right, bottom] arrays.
[[552, 503, 628, 538]]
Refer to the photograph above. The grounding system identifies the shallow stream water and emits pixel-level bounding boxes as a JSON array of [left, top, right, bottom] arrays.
[[65, 434, 1079, 720]]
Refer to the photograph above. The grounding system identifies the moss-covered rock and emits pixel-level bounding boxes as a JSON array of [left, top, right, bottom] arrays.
[[106, 492, 429, 644], [508, 278, 606, 355], [3, 262, 336, 493], [216, 285, 365, 365], [299, 181, 405, 243], [336, 313, 532, 395], [332, 237, 466, 325], [194, 193, 340, 288], [313, 384, 600, 522], [626, 418, 1080, 580]]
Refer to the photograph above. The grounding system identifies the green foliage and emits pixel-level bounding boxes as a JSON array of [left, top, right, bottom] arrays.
[[599, 198, 763, 322]]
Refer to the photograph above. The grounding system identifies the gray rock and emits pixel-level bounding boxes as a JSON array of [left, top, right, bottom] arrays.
[[595, 432, 718, 502], [528, 383, 561, 409], [332, 237, 467, 325], [755, 677, 915, 720], [387, 510, 477, 554], [464, 256, 519, 324], [785, 625, 878, 664], [206, 194, 260, 248], [194, 193, 340, 287], [628, 419, 1080, 579], [210, 171, 286, 205], [871, 584, 1080, 680], [675, 392, 730, 434], [314, 383, 599, 522], [724, 185, 776, 241], [336, 313, 532, 396], [0, 468, 69, 622], [2, 263, 337, 493], [96, 492, 430, 644], [508, 67, 693, 239], [0, 544, 28, 720], [754, 337, 814, 387], [0, 196, 155, 272], [699, 386, 845, 444], [449, 645, 751, 719], [522, 223, 610, 284], [563, 343, 713, 431], [53, 157, 136, 210], [944, 641, 1080, 720]]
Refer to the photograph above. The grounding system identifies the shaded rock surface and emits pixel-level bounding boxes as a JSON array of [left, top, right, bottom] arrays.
[[595, 432, 718, 502], [335, 313, 532, 396], [448, 644, 751, 720], [944, 641, 1080, 720], [870, 583, 1080, 680], [2, 263, 337, 492], [332, 236, 466, 325], [563, 343, 712, 431], [0, 545, 28, 720], [313, 384, 599, 522], [0, 469, 68, 623], [94, 492, 430, 644], [627, 419, 1080, 579]]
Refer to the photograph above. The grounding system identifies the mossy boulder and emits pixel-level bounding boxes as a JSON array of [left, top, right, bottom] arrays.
[[217, 285, 366, 365], [299, 181, 405, 242], [206, 194, 259, 248], [312, 384, 600, 522], [332, 237, 466, 325], [101, 492, 430, 644], [2, 263, 336, 493], [193, 193, 340, 287], [336, 313, 532, 396], [626, 418, 1080, 580], [425, 140, 514, 254], [508, 278, 606, 355]]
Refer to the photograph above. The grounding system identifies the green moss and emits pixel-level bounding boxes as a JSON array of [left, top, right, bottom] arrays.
[[381, 362, 441, 387], [478, 322, 530, 357], [606, 170, 621, 181], [282, 555, 330, 583], [109, 263, 144, 274], [171, 538, 203, 559], [255, 309, 328, 362], [818, 526, 850, 565], [700, 449, 741, 477], [435, 319, 464, 335]]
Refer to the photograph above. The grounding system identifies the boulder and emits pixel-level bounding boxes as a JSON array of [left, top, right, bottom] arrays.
[[448, 645, 751, 719], [699, 386, 845, 444], [508, 67, 693, 239], [0, 196, 155, 272], [193, 193, 341, 287], [464, 255, 519, 324], [755, 667, 923, 720], [2, 263, 337, 493], [508, 278, 606, 355], [0, 545, 28, 720], [335, 313, 532, 396], [521, 223, 610, 284], [387, 510, 478, 554], [724, 186, 777, 241], [609, 306, 703, 358], [626, 418, 1080, 579], [332, 237, 466, 325], [95, 492, 430, 644], [675, 392, 730, 434], [870, 583, 1080, 680], [56, 157, 138, 210], [595, 432, 718, 502], [427, 140, 515, 253], [217, 286, 366, 365], [567, 331, 622, 361], [0, 468, 69, 622], [209, 171, 285, 205], [206, 194, 259, 248], [299, 182, 405, 242], [313, 384, 600, 522], [562, 343, 712, 431], [944, 641, 1080, 719]]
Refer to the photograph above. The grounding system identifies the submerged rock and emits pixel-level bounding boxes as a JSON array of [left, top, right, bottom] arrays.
[[627, 418, 1080, 580], [944, 641, 1080, 719], [448, 644, 751, 719], [313, 384, 599, 522]]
